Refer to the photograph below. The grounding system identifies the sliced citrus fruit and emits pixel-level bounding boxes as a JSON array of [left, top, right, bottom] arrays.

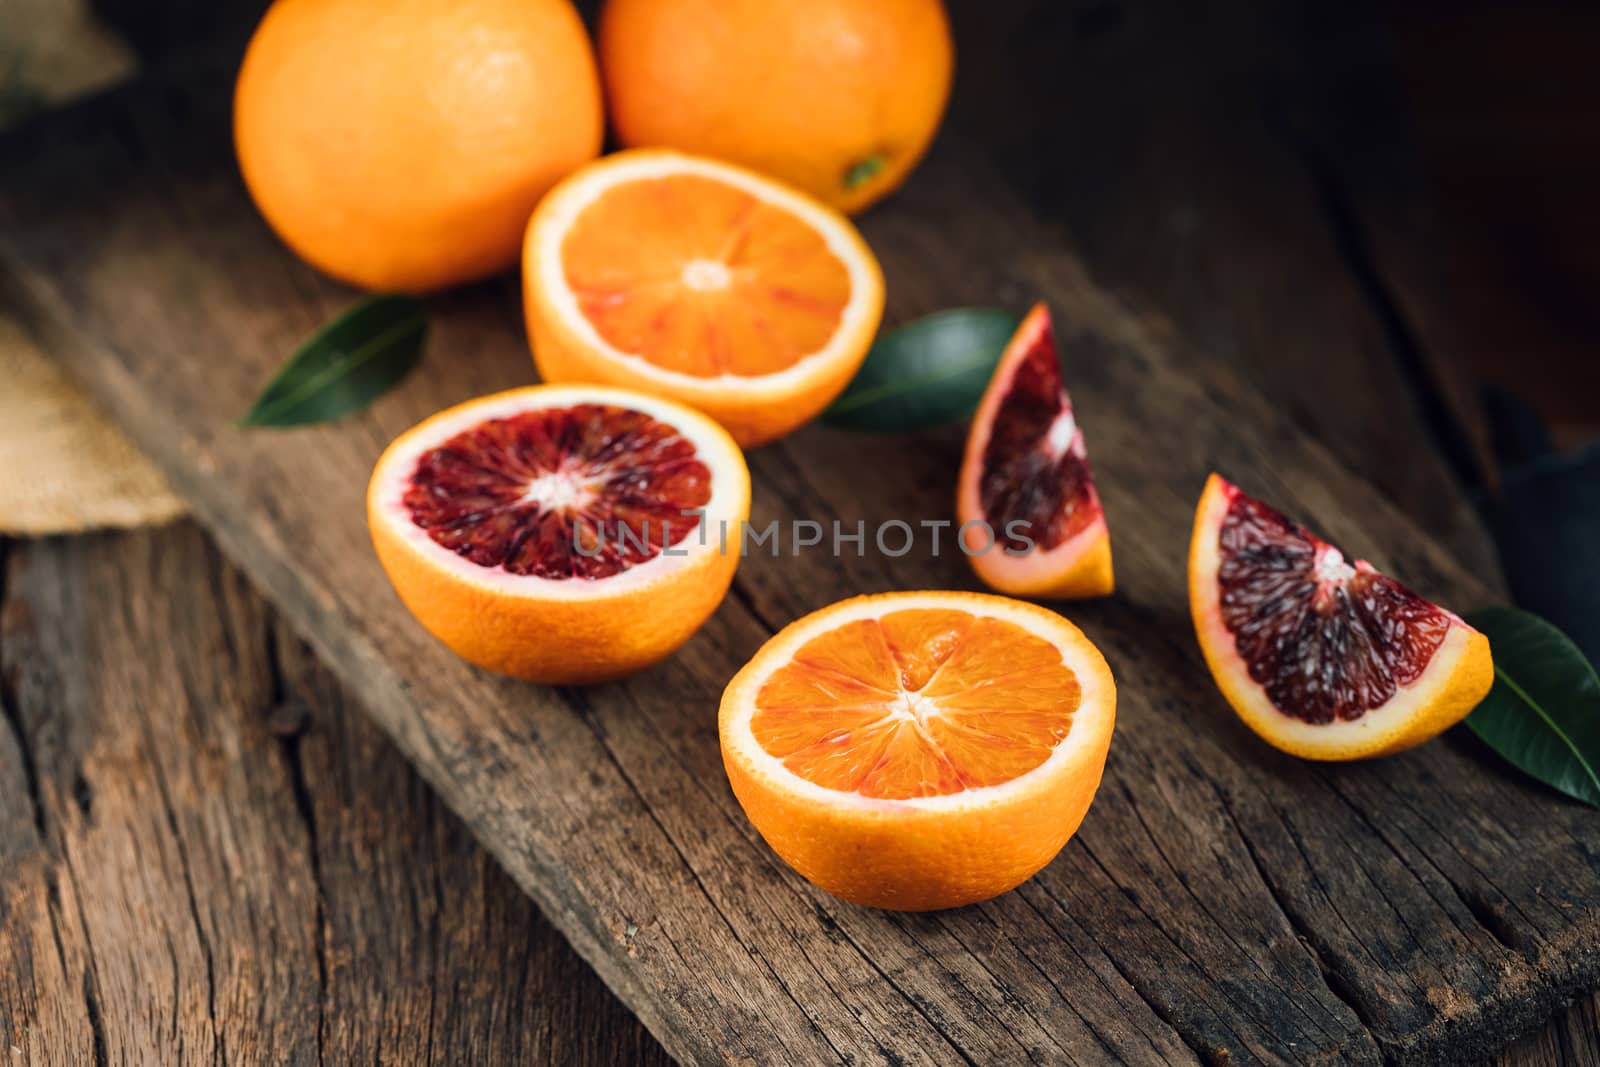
[[720, 591, 1116, 911], [368, 384, 750, 684], [1188, 474, 1493, 760], [523, 148, 885, 447], [957, 303, 1113, 599]]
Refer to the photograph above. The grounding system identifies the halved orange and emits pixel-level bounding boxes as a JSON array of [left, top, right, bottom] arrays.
[[523, 149, 885, 447], [368, 384, 750, 684], [720, 591, 1116, 911]]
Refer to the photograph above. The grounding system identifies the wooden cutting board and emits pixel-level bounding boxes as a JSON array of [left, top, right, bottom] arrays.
[[3, 57, 1597, 1067]]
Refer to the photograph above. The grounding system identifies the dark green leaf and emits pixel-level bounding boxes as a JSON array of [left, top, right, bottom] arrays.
[[238, 294, 427, 427], [822, 308, 1020, 432], [1465, 606, 1600, 807]]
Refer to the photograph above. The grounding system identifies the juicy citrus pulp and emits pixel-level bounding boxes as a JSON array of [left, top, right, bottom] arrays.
[[561, 175, 853, 377], [403, 403, 712, 580], [958, 303, 1113, 599], [524, 150, 885, 447], [1189, 474, 1493, 760], [753, 610, 1082, 799], [721, 591, 1115, 911], [369, 385, 750, 684]]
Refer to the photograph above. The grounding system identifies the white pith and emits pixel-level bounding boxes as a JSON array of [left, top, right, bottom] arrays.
[[722, 593, 1116, 814], [1045, 409, 1078, 458], [519, 469, 598, 512], [530, 151, 881, 395], [1191, 480, 1472, 754], [1314, 544, 1356, 586], [372, 385, 749, 602], [681, 258, 732, 292]]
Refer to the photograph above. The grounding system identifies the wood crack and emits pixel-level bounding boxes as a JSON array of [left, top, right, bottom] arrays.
[[1121, 777, 1351, 1049], [1317, 770, 1512, 969], [126, 572, 224, 1066], [1010, 888, 1194, 1065], [1026, 876, 1215, 1066], [1368, 772, 1545, 955], [931, 911, 1098, 1065], [881, 913, 1040, 1064], [57, 846, 110, 1067], [1067, 840, 1257, 1063], [0, 540, 48, 842], [1204, 773, 1386, 1046], [264, 623, 328, 1066], [82, 969, 108, 1067], [1289, 142, 1486, 492]]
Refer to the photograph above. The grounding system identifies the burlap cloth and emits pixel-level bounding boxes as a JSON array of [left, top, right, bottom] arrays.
[[1, 0, 186, 534]]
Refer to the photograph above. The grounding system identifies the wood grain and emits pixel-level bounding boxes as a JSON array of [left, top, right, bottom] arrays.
[[0, 527, 672, 1065], [2, 55, 1597, 1067]]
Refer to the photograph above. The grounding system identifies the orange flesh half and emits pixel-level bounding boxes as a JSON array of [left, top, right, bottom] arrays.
[[751, 609, 1082, 800], [559, 174, 852, 378]]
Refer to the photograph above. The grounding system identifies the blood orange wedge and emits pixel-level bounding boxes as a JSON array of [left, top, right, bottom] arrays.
[[720, 591, 1116, 911], [957, 303, 1113, 599], [367, 384, 750, 684], [1188, 474, 1493, 760], [523, 148, 885, 447]]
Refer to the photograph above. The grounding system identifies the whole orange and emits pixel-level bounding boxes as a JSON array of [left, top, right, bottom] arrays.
[[599, 0, 953, 215], [235, 0, 603, 293]]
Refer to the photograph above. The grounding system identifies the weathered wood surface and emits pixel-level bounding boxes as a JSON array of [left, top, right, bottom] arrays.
[[0, 527, 671, 1064], [3, 48, 1599, 1067], [0, 525, 1594, 1067]]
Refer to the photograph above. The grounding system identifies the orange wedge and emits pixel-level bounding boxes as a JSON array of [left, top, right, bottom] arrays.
[[1189, 474, 1493, 760], [523, 149, 885, 447], [720, 591, 1116, 911]]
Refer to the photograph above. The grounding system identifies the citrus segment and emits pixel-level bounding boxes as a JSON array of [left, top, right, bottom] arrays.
[[721, 591, 1115, 911], [524, 150, 885, 447], [368, 385, 750, 684], [1189, 474, 1493, 760], [958, 303, 1113, 599]]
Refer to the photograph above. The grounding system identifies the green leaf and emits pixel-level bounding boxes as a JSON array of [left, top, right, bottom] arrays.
[[1465, 606, 1600, 808], [239, 294, 427, 427], [822, 308, 1021, 432]]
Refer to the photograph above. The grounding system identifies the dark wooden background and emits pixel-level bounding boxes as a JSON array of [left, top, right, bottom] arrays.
[[3, 0, 1598, 1063]]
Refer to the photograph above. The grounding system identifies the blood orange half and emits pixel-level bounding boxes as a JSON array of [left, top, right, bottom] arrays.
[[1188, 474, 1493, 760], [368, 385, 750, 684], [957, 303, 1113, 599], [523, 149, 885, 447], [720, 591, 1116, 911]]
